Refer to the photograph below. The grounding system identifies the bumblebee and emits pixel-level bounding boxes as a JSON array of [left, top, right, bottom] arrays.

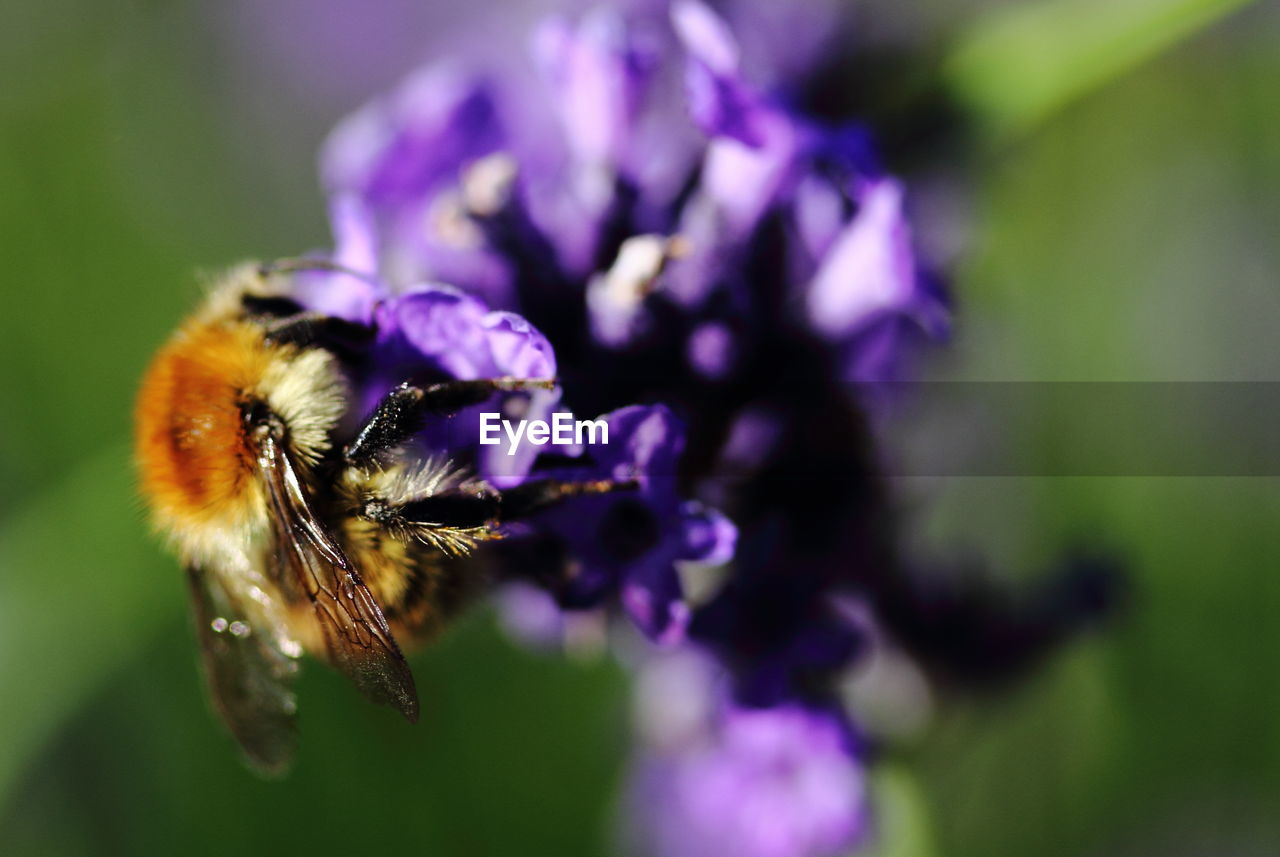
[[135, 262, 618, 773]]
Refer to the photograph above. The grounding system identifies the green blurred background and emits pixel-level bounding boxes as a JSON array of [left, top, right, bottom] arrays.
[[1, 1, 1278, 855]]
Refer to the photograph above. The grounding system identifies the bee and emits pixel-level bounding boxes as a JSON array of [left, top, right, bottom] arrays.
[[135, 262, 622, 773]]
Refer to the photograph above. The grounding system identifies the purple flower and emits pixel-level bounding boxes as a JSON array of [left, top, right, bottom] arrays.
[[691, 571, 867, 709], [533, 7, 655, 172], [297, 2, 932, 848], [320, 67, 521, 308], [285, 263, 732, 645], [523, 404, 736, 644], [282, 200, 728, 646], [369, 285, 560, 483], [322, 64, 502, 208], [806, 179, 924, 339], [255, 1, 1123, 854], [634, 702, 868, 857], [318, 0, 944, 369]]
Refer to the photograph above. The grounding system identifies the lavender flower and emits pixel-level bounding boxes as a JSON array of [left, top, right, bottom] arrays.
[[639, 706, 867, 857], [298, 2, 922, 852], [263, 1, 1119, 854], [632, 653, 868, 857], [295, 258, 730, 643], [521, 404, 735, 643], [629, 652, 870, 857]]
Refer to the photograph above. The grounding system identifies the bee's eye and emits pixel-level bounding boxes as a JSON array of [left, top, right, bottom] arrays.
[[239, 399, 285, 439]]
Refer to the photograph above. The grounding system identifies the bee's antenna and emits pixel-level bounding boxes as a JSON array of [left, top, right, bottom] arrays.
[[259, 257, 382, 287]]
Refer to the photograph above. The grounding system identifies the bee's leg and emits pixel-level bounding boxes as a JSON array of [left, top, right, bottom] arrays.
[[362, 490, 500, 533], [359, 478, 635, 538], [496, 477, 640, 520], [344, 378, 557, 468]]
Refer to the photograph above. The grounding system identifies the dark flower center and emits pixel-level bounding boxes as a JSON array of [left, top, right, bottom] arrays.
[[599, 498, 662, 563]]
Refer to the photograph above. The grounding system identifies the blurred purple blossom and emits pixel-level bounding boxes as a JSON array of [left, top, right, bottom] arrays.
[[290, 1, 931, 851], [634, 701, 868, 857], [295, 255, 728, 641], [525, 404, 735, 643], [254, 0, 1121, 854], [316, 0, 946, 374], [630, 653, 868, 857]]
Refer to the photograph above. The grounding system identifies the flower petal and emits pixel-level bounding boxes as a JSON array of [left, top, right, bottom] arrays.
[[806, 178, 920, 338], [678, 502, 737, 564], [623, 557, 690, 645], [671, 0, 740, 76], [322, 64, 501, 207], [376, 284, 492, 379], [481, 310, 557, 378], [291, 194, 382, 324], [633, 705, 868, 857], [533, 8, 654, 169]]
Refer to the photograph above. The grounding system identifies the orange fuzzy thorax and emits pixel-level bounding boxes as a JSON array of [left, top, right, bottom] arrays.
[[135, 319, 276, 538]]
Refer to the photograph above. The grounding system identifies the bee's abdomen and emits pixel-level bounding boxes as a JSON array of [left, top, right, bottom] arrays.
[[340, 516, 471, 646]]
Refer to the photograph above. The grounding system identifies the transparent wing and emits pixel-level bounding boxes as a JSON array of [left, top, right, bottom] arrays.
[[256, 431, 420, 722], [185, 564, 299, 776]]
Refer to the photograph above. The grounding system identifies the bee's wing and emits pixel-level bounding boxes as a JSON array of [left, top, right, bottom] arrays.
[[185, 564, 299, 776], [256, 432, 420, 722]]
